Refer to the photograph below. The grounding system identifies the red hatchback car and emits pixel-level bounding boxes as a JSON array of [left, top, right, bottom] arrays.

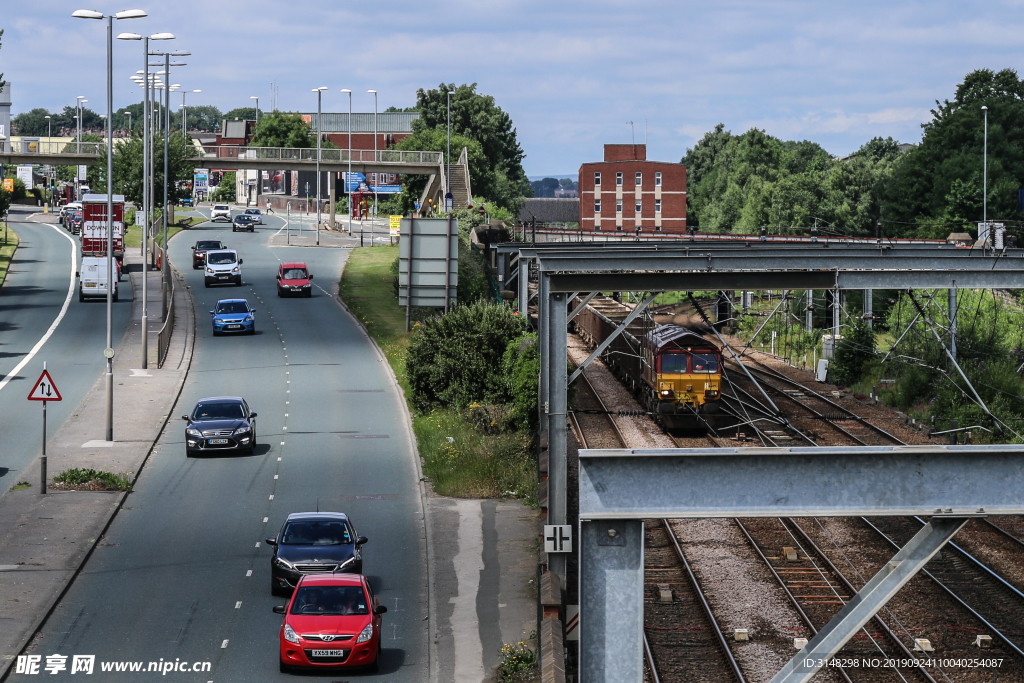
[[274, 573, 386, 673], [277, 261, 313, 297]]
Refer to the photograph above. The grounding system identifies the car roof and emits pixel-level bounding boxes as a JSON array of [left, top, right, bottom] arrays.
[[215, 298, 249, 304], [196, 396, 245, 403], [285, 511, 351, 522], [281, 262, 308, 269], [245, 208, 261, 212], [206, 249, 237, 255], [297, 573, 365, 588], [214, 204, 229, 208]]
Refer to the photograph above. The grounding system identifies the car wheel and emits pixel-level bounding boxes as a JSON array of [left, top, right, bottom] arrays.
[[78, 291, 85, 302], [186, 449, 198, 458], [235, 278, 242, 286], [277, 289, 283, 298], [232, 227, 237, 232], [212, 330, 219, 336], [112, 291, 119, 302], [204, 280, 211, 288], [306, 289, 312, 298], [279, 660, 292, 674], [369, 641, 380, 673]]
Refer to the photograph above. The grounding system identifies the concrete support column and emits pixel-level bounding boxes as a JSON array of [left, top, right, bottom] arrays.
[[580, 519, 644, 683], [806, 290, 813, 334], [863, 289, 873, 329], [519, 257, 530, 316], [329, 172, 336, 229], [948, 288, 957, 360], [547, 290, 568, 584]]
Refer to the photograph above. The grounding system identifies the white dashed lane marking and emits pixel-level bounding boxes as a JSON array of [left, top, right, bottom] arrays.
[[255, 542, 260, 548], [269, 495, 274, 500], [274, 475, 279, 480], [263, 517, 268, 523], [235, 601, 242, 609], [246, 570, 252, 577], [221, 640, 229, 649]]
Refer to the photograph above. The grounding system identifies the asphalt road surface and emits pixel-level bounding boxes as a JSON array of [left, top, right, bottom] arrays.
[[0, 207, 133, 490], [24, 212, 428, 680]]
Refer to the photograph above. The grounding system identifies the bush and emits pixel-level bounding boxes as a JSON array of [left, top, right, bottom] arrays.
[[407, 299, 527, 412], [502, 332, 539, 433], [831, 320, 876, 386], [51, 468, 132, 491], [496, 641, 537, 682]]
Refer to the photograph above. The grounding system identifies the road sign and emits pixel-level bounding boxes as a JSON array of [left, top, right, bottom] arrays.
[[27, 370, 62, 402], [565, 605, 580, 641], [544, 524, 572, 553], [390, 215, 402, 237]]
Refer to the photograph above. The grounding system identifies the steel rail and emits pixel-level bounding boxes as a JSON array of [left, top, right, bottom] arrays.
[[660, 519, 747, 683], [720, 371, 817, 446], [861, 517, 1024, 659], [569, 359, 627, 448], [738, 359, 906, 445], [643, 633, 661, 683], [732, 519, 855, 683], [782, 518, 939, 683], [983, 518, 1024, 550]]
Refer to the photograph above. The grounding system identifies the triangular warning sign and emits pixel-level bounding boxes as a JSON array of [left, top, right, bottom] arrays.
[[27, 370, 62, 402]]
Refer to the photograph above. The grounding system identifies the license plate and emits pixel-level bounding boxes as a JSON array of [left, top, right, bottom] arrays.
[[85, 283, 97, 287], [228, 324, 242, 329], [209, 438, 229, 445], [310, 650, 348, 657], [218, 275, 229, 279]]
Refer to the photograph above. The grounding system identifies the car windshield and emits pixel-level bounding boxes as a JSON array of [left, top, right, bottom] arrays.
[[192, 402, 245, 420], [214, 205, 228, 210], [282, 268, 308, 281], [692, 354, 719, 373], [290, 586, 368, 616], [246, 209, 260, 215], [216, 302, 249, 314], [281, 520, 352, 545], [207, 252, 237, 265], [661, 354, 688, 373], [196, 241, 221, 250], [234, 216, 250, 222]]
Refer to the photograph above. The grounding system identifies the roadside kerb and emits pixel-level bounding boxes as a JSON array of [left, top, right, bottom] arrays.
[[0, 241, 196, 681]]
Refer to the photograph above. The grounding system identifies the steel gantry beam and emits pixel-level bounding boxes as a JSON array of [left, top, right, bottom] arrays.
[[578, 446, 1024, 683]]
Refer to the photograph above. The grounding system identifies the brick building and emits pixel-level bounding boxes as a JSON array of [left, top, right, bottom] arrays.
[[578, 144, 686, 234]]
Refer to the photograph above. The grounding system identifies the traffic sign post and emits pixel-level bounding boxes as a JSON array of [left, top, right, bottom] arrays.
[[28, 364, 62, 494]]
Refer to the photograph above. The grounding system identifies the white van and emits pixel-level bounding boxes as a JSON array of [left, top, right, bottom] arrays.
[[204, 249, 243, 287], [78, 256, 120, 302]]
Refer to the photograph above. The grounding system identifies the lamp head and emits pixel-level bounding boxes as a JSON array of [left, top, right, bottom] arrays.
[[368, 89, 377, 94], [193, 89, 201, 93], [982, 105, 988, 111], [114, 9, 147, 19], [340, 89, 351, 93], [117, 32, 142, 40], [71, 9, 103, 19], [151, 32, 175, 40]]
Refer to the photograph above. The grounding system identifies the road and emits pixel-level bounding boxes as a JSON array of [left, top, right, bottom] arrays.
[[23, 211, 429, 680], [0, 206, 133, 490]]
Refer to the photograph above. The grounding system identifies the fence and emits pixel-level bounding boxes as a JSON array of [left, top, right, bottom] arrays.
[[193, 146, 442, 165], [157, 269, 174, 368]]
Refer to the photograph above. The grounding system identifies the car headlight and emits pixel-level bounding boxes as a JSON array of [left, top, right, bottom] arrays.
[[213, 318, 223, 325], [243, 315, 253, 322], [356, 623, 373, 644], [283, 623, 300, 644], [206, 268, 214, 274], [233, 425, 251, 435], [231, 266, 239, 273], [337, 557, 357, 571], [186, 428, 201, 437], [275, 557, 295, 570]]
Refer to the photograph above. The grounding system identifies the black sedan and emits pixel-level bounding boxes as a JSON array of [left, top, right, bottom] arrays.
[[182, 396, 257, 456], [267, 512, 368, 596], [232, 214, 256, 232]]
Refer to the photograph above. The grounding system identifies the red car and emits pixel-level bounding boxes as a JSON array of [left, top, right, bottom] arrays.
[[277, 261, 313, 297], [274, 573, 386, 673]]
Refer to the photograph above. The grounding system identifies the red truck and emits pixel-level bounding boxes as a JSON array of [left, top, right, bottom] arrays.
[[82, 194, 125, 262]]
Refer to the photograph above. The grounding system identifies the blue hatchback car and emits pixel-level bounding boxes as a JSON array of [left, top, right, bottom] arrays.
[[211, 299, 255, 335]]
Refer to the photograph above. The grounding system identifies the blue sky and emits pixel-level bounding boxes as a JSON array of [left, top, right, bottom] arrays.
[[3, 1, 1022, 175]]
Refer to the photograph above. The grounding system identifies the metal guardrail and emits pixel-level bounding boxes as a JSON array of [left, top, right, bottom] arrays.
[[193, 146, 442, 165], [157, 271, 174, 368], [6, 140, 107, 155]]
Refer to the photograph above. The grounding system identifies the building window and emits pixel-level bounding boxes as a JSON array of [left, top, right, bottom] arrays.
[[655, 198, 662, 213], [655, 172, 662, 186], [616, 198, 622, 213], [594, 198, 601, 213], [655, 225, 663, 231], [635, 171, 642, 186], [595, 224, 601, 231], [616, 225, 623, 231], [616, 171, 623, 186], [594, 171, 601, 185], [635, 199, 642, 212]]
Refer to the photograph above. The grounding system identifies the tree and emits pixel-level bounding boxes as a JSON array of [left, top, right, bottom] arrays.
[[411, 83, 530, 209], [98, 132, 196, 206], [384, 105, 419, 113], [249, 112, 311, 148], [180, 105, 222, 132], [12, 108, 53, 136], [530, 177, 561, 197], [831, 320, 876, 386], [223, 107, 259, 122], [0, 29, 5, 92], [394, 129, 485, 213], [211, 171, 236, 202]]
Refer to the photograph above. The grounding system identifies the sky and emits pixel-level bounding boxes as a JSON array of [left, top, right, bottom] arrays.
[[2, 1, 1022, 175]]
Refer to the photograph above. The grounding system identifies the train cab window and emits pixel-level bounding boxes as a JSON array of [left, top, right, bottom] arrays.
[[692, 354, 719, 373], [660, 354, 688, 373]]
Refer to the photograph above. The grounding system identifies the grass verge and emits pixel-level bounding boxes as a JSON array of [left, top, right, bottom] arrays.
[[0, 225, 20, 288], [123, 223, 186, 250], [50, 468, 133, 492], [10, 481, 31, 492], [339, 245, 536, 503]]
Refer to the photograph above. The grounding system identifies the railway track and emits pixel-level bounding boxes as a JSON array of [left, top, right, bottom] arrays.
[[863, 516, 1024, 660], [735, 517, 936, 682], [568, 361, 627, 450], [644, 520, 745, 683]]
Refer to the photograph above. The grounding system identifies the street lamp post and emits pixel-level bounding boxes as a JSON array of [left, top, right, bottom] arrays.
[[312, 87, 327, 245], [251, 96, 259, 125], [368, 90, 377, 226], [341, 89, 353, 242], [982, 105, 988, 225], [45, 115, 51, 151], [181, 89, 199, 140], [72, 7, 147, 443], [446, 89, 454, 212]]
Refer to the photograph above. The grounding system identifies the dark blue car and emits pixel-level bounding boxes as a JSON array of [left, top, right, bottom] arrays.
[[211, 298, 255, 335]]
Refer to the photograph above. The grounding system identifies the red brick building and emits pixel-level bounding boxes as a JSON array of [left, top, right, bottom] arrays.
[[578, 144, 686, 234]]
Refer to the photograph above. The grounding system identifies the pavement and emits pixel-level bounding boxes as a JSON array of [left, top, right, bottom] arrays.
[[0, 206, 540, 682], [0, 234, 194, 678]]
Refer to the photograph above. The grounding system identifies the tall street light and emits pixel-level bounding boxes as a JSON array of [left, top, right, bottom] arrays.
[[313, 86, 327, 246], [181, 89, 199, 139], [446, 89, 454, 212], [45, 115, 51, 149], [72, 6, 148, 443], [341, 89, 353, 241], [368, 89, 377, 223], [250, 95, 259, 126], [76, 95, 86, 152]]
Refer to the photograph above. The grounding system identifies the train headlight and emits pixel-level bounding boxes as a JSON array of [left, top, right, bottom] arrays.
[[659, 389, 675, 398], [704, 390, 719, 398]]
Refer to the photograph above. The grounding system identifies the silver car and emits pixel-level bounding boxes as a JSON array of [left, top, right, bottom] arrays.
[[244, 208, 264, 224]]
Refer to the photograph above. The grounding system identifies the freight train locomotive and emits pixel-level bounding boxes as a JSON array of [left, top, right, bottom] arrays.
[[572, 296, 726, 430]]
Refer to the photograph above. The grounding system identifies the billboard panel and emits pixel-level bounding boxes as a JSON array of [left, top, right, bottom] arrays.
[[397, 218, 458, 308]]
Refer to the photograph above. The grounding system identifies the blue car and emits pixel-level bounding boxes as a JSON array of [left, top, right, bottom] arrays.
[[211, 299, 255, 335]]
